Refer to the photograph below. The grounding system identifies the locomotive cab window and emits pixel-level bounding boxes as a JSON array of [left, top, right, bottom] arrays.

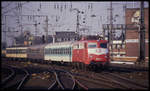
[[100, 43, 107, 48], [88, 43, 97, 48]]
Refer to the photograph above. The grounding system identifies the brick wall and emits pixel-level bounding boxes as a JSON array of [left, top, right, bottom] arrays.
[[125, 8, 149, 57]]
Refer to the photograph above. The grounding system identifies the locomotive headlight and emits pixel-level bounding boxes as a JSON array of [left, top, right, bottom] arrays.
[[89, 55, 93, 58]]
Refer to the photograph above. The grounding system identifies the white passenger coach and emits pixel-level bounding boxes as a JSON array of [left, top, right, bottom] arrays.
[[44, 42, 73, 62]]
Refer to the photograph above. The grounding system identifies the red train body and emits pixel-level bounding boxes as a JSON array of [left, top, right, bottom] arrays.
[[72, 39, 109, 66]]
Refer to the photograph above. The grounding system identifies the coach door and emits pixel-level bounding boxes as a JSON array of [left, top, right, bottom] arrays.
[[72, 43, 85, 62]]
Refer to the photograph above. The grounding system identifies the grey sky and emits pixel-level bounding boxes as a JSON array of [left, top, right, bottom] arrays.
[[1, 1, 149, 46]]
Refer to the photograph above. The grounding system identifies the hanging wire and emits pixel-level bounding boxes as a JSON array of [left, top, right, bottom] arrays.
[[64, 3, 67, 10], [54, 3, 56, 9], [70, 2, 72, 9], [40, 2, 41, 9], [57, 3, 59, 9], [60, 4, 63, 12]]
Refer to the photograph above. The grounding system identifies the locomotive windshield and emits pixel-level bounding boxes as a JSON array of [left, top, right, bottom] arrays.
[[88, 43, 97, 48], [100, 43, 107, 48]]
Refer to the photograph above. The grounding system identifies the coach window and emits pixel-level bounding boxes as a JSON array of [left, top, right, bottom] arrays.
[[55, 49, 57, 54], [59, 48, 61, 54], [64, 48, 66, 54], [57, 49, 58, 54], [7, 50, 10, 53], [65, 48, 68, 54], [79, 43, 84, 49], [67, 48, 69, 54], [45, 49, 47, 54], [53, 49, 55, 54], [122, 44, 125, 49], [51, 49, 53, 54], [53, 49, 54, 54], [69, 48, 71, 54], [68, 48, 69, 55], [15, 49, 17, 54], [57, 48, 59, 54], [88, 43, 97, 48], [100, 43, 107, 48], [63, 48, 65, 54], [50, 49, 52, 54], [113, 45, 116, 49], [19, 49, 21, 53], [61, 48, 64, 54], [73, 44, 77, 49], [118, 44, 121, 49], [57, 49, 59, 54], [58, 49, 60, 54], [60, 48, 62, 54], [65, 48, 67, 54]]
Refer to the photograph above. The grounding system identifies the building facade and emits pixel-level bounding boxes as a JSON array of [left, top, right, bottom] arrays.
[[125, 8, 149, 61], [54, 31, 79, 42]]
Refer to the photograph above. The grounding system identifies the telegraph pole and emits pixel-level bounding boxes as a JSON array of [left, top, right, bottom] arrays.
[[45, 16, 48, 43], [34, 20, 38, 36], [110, 1, 113, 60], [74, 9, 80, 40], [70, 8, 80, 39], [139, 1, 145, 62]]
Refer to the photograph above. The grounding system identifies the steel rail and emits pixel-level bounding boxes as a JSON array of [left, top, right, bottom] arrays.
[[50, 68, 76, 90], [47, 81, 57, 90], [47, 69, 58, 90], [54, 72, 65, 90], [94, 73, 131, 89], [107, 72, 148, 89], [71, 72, 130, 89], [74, 75, 117, 89], [2, 66, 15, 84], [66, 71, 76, 90], [60, 70, 76, 90], [2, 65, 30, 90], [75, 79, 89, 90], [17, 68, 30, 90]]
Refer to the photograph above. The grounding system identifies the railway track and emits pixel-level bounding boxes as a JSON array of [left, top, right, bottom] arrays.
[[69, 68, 149, 89], [48, 68, 88, 90], [101, 72, 148, 89], [1, 65, 29, 90], [1, 66, 15, 85], [71, 72, 129, 89], [22, 66, 56, 90], [2, 60, 148, 90]]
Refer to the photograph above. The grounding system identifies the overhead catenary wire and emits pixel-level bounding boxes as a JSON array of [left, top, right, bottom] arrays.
[[1, 2, 13, 9], [2, 2, 29, 15]]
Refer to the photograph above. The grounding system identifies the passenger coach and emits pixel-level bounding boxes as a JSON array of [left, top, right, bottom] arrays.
[[6, 47, 28, 60], [27, 44, 48, 62], [44, 42, 73, 63]]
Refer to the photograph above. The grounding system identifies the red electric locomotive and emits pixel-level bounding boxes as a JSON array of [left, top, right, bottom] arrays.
[[72, 37, 109, 69]]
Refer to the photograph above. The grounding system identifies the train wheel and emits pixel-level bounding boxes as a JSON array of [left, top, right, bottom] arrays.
[[75, 62, 78, 69], [78, 62, 80, 69], [72, 63, 75, 69], [81, 63, 84, 70]]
